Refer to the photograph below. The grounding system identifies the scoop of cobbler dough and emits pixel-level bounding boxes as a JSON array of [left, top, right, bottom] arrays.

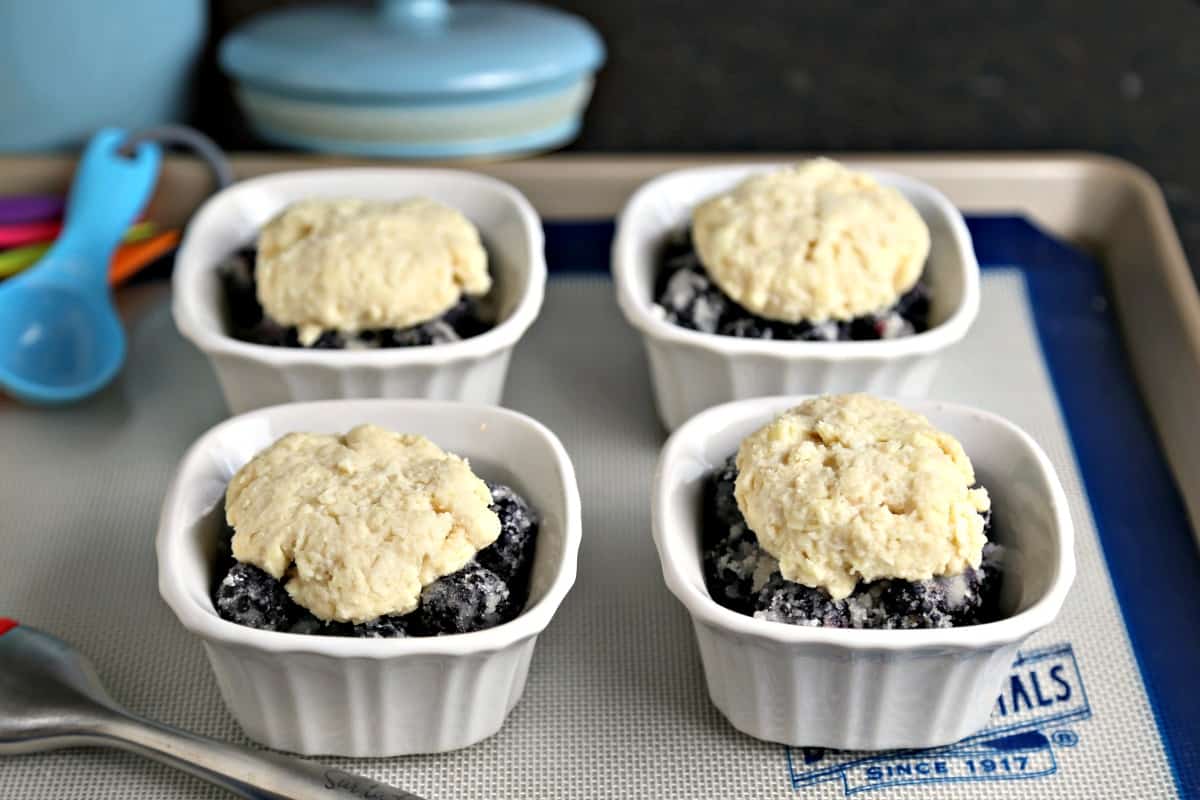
[[226, 425, 500, 623], [735, 395, 990, 600], [255, 197, 491, 345], [692, 159, 930, 323]]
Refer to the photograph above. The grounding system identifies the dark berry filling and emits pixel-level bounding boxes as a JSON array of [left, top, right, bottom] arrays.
[[220, 248, 493, 349], [212, 480, 540, 637], [702, 456, 1004, 629], [655, 230, 930, 341]]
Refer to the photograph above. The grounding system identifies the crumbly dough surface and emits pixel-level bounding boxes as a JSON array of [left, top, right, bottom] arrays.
[[692, 159, 930, 323], [734, 395, 990, 600], [226, 424, 500, 623], [255, 198, 491, 346]]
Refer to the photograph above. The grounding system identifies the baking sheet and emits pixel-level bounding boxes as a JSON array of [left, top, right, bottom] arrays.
[[1, 214, 1197, 798]]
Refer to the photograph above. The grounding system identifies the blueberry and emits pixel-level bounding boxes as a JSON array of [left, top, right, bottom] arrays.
[[214, 563, 297, 632], [415, 563, 515, 635], [753, 572, 851, 628], [476, 482, 539, 590]]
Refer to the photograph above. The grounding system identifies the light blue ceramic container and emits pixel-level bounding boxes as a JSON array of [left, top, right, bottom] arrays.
[[220, 0, 605, 159], [0, 0, 206, 152]]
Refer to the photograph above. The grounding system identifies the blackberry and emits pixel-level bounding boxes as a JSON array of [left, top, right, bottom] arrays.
[[894, 281, 931, 331], [876, 570, 985, 629], [781, 319, 845, 342], [708, 455, 746, 532], [305, 330, 345, 349], [476, 482, 539, 590], [414, 563, 515, 635], [704, 534, 770, 614], [719, 318, 774, 339], [285, 611, 353, 636], [656, 263, 729, 334], [653, 228, 932, 342], [214, 563, 297, 632], [754, 572, 851, 628], [350, 615, 410, 639], [384, 320, 461, 347], [220, 247, 492, 349], [976, 541, 1006, 622], [703, 460, 1002, 629]]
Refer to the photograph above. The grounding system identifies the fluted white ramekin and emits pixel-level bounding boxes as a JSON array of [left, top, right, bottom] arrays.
[[173, 168, 546, 415], [613, 163, 981, 431], [653, 395, 1075, 751], [157, 399, 581, 757]]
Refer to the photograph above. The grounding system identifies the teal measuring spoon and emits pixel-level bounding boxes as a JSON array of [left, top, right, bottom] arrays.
[[0, 129, 161, 405]]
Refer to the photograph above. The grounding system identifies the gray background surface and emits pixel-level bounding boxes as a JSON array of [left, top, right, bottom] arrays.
[[196, 0, 1200, 280]]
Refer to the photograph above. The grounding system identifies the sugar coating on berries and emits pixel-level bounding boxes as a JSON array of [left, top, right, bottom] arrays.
[[754, 572, 851, 628], [214, 563, 296, 632], [705, 532, 776, 615], [416, 563, 515, 635], [476, 481, 540, 586], [350, 616, 410, 638]]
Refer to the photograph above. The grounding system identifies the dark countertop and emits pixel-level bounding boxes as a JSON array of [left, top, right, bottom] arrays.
[[201, 0, 1200, 274]]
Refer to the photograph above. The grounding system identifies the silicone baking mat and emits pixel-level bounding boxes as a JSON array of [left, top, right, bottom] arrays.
[[0, 216, 1197, 799]]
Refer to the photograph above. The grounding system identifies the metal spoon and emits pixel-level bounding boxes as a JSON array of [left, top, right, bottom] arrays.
[[0, 619, 428, 799]]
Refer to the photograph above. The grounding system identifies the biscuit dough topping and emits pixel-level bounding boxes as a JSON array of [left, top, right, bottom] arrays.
[[691, 159, 930, 323], [226, 424, 500, 623], [255, 198, 491, 345], [734, 395, 990, 600]]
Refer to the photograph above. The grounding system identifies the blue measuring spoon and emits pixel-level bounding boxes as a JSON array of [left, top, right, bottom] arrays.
[[0, 128, 161, 405]]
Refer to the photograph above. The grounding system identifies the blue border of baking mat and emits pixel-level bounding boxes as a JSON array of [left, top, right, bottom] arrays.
[[542, 216, 1200, 797]]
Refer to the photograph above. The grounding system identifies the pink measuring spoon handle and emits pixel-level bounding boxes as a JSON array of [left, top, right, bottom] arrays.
[[0, 220, 62, 248], [0, 195, 64, 225]]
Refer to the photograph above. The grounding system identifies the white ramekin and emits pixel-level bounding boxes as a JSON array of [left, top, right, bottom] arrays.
[[156, 399, 581, 757], [173, 168, 546, 415], [653, 395, 1075, 751], [613, 163, 981, 431]]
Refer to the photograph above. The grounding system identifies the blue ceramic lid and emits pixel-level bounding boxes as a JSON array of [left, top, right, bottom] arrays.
[[220, 0, 605, 102]]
